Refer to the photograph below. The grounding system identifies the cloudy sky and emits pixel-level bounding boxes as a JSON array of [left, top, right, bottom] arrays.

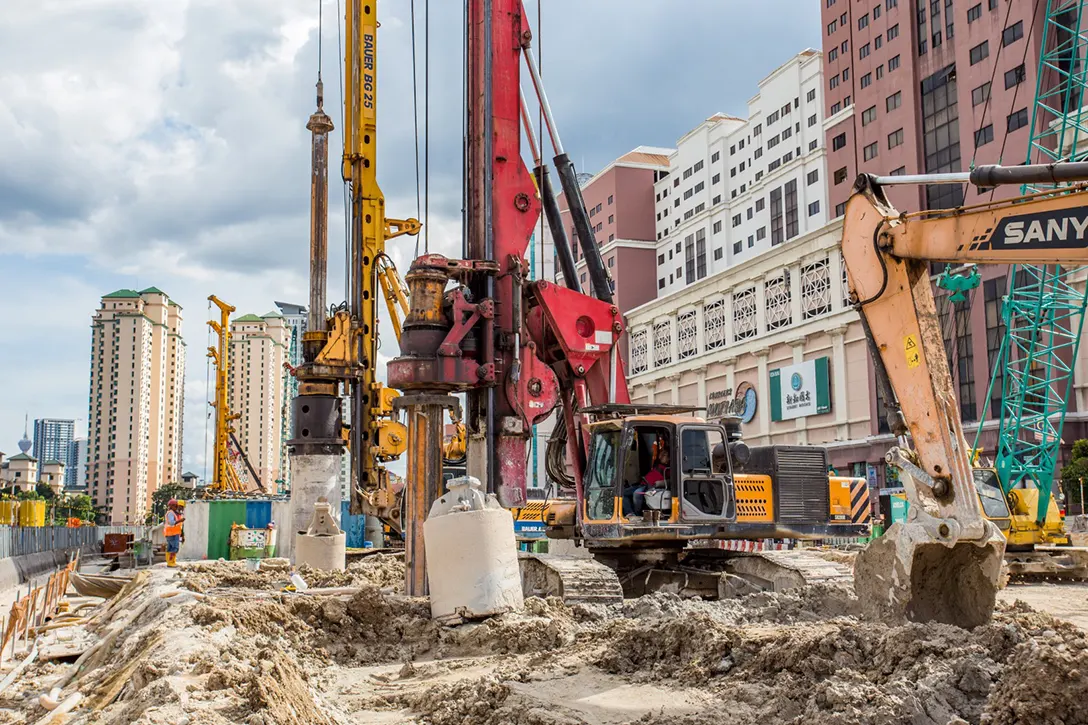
[[0, 0, 821, 478]]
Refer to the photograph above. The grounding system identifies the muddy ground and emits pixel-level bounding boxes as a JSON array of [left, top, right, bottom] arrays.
[[0, 556, 1086, 725]]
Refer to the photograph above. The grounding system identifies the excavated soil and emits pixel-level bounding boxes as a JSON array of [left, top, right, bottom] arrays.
[[1, 562, 1087, 725], [182, 553, 406, 593]]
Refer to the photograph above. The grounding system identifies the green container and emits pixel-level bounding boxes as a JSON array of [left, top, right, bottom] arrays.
[[208, 501, 248, 561]]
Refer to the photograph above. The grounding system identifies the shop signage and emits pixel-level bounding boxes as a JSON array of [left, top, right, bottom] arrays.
[[769, 357, 831, 421], [705, 382, 758, 423]]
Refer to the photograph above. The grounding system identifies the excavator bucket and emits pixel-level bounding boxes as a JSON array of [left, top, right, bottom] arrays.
[[854, 520, 1005, 629]]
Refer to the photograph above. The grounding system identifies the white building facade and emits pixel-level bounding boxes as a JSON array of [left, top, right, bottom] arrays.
[[228, 313, 291, 491], [654, 49, 828, 296]]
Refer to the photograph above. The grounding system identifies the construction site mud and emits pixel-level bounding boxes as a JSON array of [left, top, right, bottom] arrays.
[[0, 559, 1086, 725]]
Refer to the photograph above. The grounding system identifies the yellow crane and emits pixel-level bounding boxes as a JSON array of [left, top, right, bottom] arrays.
[[207, 295, 264, 494]]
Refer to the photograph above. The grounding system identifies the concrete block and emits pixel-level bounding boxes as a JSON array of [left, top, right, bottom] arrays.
[[180, 501, 210, 562]]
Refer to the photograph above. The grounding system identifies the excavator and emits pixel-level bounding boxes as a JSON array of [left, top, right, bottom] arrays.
[[380, 0, 872, 601], [842, 162, 1088, 627]]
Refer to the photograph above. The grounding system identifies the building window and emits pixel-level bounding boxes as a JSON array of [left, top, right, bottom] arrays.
[[919, 39, 927, 55], [862, 106, 877, 125], [828, 19, 838, 35], [830, 75, 840, 90], [755, 147, 763, 159], [842, 67, 850, 81], [887, 23, 899, 41], [732, 214, 742, 227], [770, 186, 784, 245], [733, 240, 742, 254], [831, 101, 842, 114], [1002, 20, 1023, 46], [807, 169, 819, 185], [834, 167, 849, 185], [801, 259, 832, 319], [712, 173, 721, 184], [887, 0, 897, 7], [968, 4, 981, 22], [988, 0, 997, 9], [886, 91, 902, 113], [972, 82, 991, 106], [889, 54, 900, 71], [858, 13, 869, 29], [694, 182, 704, 193], [694, 160, 704, 172], [984, 276, 1006, 416], [608, 214, 614, 224], [711, 151, 720, 162], [809, 139, 819, 151], [861, 73, 872, 89], [835, 201, 846, 217], [891, 166, 906, 175], [808, 114, 817, 127], [753, 123, 761, 136], [747, 207, 754, 220], [975, 124, 994, 147], [970, 41, 989, 65], [863, 141, 879, 160], [932, 31, 942, 48], [756, 198, 765, 212], [922, 65, 963, 210], [713, 195, 722, 204], [888, 128, 904, 148], [1007, 108, 1029, 132], [876, 64, 885, 81], [733, 287, 757, 340], [832, 133, 847, 151], [807, 89, 816, 102], [713, 220, 722, 233], [784, 179, 799, 239], [765, 273, 792, 331], [808, 200, 821, 216], [608, 194, 614, 205], [860, 43, 871, 59], [695, 229, 707, 280], [1004, 64, 1026, 89]]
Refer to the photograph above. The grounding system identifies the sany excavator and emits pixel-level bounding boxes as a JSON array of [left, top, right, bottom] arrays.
[[842, 162, 1088, 628], [377, 0, 871, 600]]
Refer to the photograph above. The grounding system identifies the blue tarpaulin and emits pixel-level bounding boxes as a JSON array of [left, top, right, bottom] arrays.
[[245, 500, 272, 530], [340, 501, 366, 548]]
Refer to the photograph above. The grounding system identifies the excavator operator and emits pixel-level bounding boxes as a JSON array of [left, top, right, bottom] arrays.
[[623, 438, 670, 519]]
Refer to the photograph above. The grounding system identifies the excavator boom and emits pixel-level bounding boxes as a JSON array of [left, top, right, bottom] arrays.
[[842, 163, 1088, 627]]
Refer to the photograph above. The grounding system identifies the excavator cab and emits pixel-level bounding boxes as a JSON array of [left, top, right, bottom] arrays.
[[582, 416, 736, 528]]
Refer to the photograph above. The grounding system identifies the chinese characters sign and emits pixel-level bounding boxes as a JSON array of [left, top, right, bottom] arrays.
[[769, 357, 831, 421]]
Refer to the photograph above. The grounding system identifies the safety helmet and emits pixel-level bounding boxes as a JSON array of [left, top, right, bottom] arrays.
[[167, 499, 178, 507]]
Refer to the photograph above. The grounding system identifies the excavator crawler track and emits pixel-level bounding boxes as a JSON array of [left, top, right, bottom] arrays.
[[518, 553, 625, 605], [517, 548, 853, 604], [1004, 546, 1088, 581]]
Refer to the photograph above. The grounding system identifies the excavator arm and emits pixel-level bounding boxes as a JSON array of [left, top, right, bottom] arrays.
[[842, 164, 1088, 627]]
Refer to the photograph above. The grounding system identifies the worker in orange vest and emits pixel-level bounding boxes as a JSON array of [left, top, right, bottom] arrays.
[[164, 499, 185, 568]]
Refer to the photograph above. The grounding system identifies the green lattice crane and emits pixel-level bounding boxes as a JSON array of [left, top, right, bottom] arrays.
[[982, 0, 1088, 524]]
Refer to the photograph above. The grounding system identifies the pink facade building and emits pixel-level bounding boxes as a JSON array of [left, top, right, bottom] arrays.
[[818, 0, 1088, 487], [553, 147, 673, 358]]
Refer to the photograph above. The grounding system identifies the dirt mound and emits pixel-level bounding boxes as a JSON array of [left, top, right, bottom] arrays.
[[182, 554, 405, 593], [981, 610, 1088, 725], [246, 648, 336, 725]]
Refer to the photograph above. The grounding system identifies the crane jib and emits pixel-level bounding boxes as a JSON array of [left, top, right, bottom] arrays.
[[970, 208, 1088, 251]]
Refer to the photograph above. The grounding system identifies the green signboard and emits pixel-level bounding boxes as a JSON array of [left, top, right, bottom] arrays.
[[769, 357, 831, 422]]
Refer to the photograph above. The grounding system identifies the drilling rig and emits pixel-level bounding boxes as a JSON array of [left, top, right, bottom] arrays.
[[286, 0, 416, 551]]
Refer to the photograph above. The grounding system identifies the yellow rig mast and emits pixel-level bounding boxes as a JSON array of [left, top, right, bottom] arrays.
[[289, 0, 416, 528], [207, 295, 245, 493]]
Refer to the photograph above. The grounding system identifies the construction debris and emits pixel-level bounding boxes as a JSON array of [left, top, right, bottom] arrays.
[[0, 559, 1084, 724]]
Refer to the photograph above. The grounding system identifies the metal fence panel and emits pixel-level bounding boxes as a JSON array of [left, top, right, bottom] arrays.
[[0, 526, 128, 560]]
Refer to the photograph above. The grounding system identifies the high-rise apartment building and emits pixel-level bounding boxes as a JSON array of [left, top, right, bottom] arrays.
[[32, 419, 74, 482], [274, 302, 307, 368], [819, 0, 1070, 462], [821, 0, 1042, 214], [87, 288, 185, 523], [654, 50, 828, 297], [70, 438, 88, 491], [228, 313, 290, 490]]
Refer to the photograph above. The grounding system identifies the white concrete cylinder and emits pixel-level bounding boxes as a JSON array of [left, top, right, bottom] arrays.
[[424, 507, 524, 623], [287, 453, 341, 562], [295, 531, 347, 571]]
